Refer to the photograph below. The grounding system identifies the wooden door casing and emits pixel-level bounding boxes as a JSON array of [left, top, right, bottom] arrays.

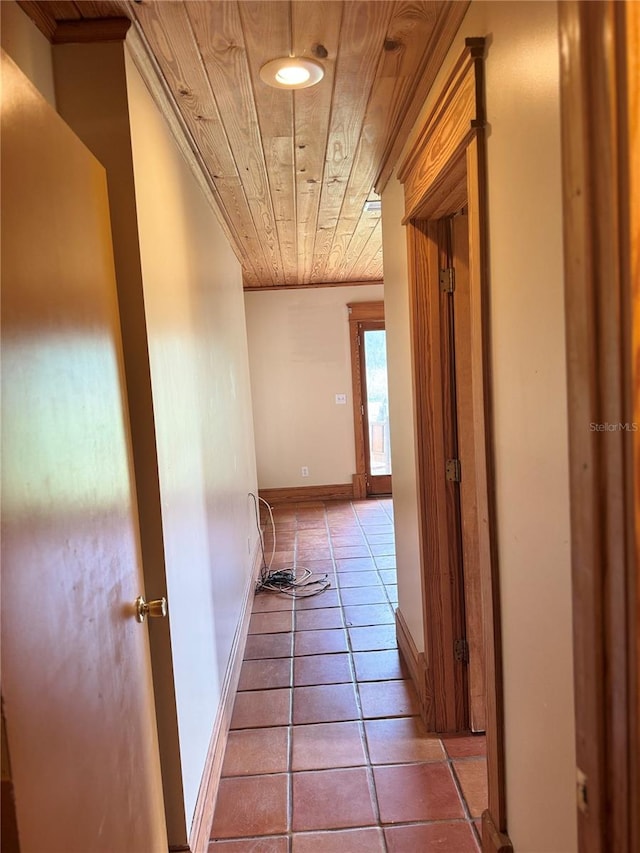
[[398, 38, 510, 848]]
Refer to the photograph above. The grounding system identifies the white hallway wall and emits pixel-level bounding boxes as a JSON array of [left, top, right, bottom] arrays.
[[383, 2, 577, 851], [124, 47, 259, 832], [245, 284, 384, 490]]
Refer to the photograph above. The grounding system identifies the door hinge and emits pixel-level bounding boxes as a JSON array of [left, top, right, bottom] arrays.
[[439, 267, 455, 293], [576, 768, 588, 815], [360, 403, 365, 416], [445, 458, 461, 482], [454, 638, 469, 663]]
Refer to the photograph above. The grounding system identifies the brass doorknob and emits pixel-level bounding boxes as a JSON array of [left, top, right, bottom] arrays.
[[135, 595, 168, 623]]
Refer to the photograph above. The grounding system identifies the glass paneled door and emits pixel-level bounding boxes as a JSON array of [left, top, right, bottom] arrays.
[[348, 302, 392, 498], [362, 326, 392, 494]]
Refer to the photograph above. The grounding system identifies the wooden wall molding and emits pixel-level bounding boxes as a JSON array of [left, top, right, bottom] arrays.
[[52, 18, 131, 45], [374, 1, 471, 194], [258, 483, 355, 505], [16, 4, 131, 44], [185, 543, 263, 853], [398, 38, 486, 222]]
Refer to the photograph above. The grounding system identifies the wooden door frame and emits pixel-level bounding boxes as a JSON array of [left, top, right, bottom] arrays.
[[559, 2, 639, 851], [347, 301, 390, 498], [397, 38, 511, 851]]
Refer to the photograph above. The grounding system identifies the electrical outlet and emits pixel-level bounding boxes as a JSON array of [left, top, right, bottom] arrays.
[[335, 393, 347, 405], [301, 466, 309, 477]]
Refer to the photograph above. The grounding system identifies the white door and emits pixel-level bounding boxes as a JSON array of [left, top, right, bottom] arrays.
[[1, 51, 167, 853]]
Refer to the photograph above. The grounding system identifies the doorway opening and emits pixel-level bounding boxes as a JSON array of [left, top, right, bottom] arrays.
[[348, 301, 392, 498]]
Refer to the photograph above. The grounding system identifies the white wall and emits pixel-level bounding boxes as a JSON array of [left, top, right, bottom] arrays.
[[381, 180, 424, 652], [245, 284, 383, 489], [124, 49, 259, 830], [383, 2, 577, 851]]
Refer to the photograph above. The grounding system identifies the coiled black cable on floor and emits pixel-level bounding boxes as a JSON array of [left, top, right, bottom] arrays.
[[249, 492, 331, 598]]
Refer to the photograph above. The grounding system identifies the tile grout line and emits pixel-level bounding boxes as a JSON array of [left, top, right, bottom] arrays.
[[344, 501, 388, 849], [213, 499, 484, 851]]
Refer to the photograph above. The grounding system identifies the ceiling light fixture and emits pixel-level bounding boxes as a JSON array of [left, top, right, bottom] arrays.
[[260, 56, 324, 90]]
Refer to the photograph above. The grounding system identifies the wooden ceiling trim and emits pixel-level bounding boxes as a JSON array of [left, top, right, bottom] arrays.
[[129, 1, 267, 284], [398, 38, 484, 220], [243, 278, 383, 294], [51, 17, 131, 44], [309, 0, 395, 284], [125, 26, 261, 286], [374, 0, 470, 193], [292, 0, 344, 285], [185, 1, 287, 285], [239, 0, 297, 286]]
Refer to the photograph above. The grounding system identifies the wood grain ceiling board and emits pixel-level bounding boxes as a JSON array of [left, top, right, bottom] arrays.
[[290, 1, 343, 285], [185, 2, 288, 284], [307, 1, 393, 285], [237, 1, 298, 286], [19, 0, 469, 290], [317, 2, 443, 284], [347, 217, 383, 281], [128, 1, 268, 287]]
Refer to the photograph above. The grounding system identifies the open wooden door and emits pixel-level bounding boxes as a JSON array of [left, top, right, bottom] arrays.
[[1, 52, 167, 852], [426, 213, 486, 734], [398, 39, 510, 851]]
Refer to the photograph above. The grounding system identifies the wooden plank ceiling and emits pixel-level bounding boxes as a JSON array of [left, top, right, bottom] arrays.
[[19, 1, 468, 289]]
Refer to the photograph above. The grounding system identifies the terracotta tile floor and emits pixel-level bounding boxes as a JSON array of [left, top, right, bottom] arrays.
[[210, 499, 486, 852]]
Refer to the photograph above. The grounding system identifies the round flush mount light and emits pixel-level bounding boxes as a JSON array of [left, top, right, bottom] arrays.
[[259, 56, 324, 90]]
